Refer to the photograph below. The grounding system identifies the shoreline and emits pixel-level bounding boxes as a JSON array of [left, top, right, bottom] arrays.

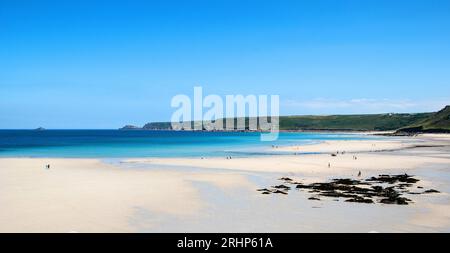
[[0, 132, 447, 159], [0, 134, 449, 232]]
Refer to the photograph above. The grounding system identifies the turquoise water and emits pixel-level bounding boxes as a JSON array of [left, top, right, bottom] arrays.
[[0, 130, 375, 158]]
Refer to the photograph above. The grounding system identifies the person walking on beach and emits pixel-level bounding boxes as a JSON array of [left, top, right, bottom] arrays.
[[328, 162, 330, 168]]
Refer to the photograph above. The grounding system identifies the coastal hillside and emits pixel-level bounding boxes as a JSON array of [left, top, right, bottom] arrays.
[[278, 113, 431, 131], [396, 106, 450, 133], [122, 111, 439, 131]]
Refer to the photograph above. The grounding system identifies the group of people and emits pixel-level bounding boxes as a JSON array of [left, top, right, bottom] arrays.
[[327, 152, 360, 177]]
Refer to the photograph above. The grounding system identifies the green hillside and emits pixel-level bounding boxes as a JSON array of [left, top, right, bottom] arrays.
[[279, 113, 432, 131], [127, 111, 436, 131], [123, 106, 450, 132], [397, 106, 450, 133]]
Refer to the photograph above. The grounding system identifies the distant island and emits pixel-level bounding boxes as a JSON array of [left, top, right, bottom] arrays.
[[34, 127, 46, 131], [120, 105, 450, 134], [119, 125, 141, 130]]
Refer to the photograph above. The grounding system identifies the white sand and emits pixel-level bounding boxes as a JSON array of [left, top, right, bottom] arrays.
[[0, 158, 252, 232], [126, 150, 448, 178], [274, 139, 409, 153], [1, 134, 449, 232]]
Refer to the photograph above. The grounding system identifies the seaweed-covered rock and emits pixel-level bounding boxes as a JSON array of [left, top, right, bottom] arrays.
[[272, 190, 288, 195], [366, 174, 419, 184], [332, 178, 367, 185], [345, 197, 373, 203], [423, 189, 440, 193], [272, 184, 291, 190], [260, 174, 437, 206], [379, 196, 411, 205]]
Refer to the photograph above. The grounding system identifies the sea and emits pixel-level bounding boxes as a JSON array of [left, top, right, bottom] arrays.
[[0, 130, 376, 158]]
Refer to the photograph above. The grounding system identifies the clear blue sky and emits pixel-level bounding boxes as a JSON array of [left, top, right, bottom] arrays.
[[1, 0, 449, 128]]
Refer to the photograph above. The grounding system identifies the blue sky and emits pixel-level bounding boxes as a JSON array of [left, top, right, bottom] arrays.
[[0, 0, 449, 128]]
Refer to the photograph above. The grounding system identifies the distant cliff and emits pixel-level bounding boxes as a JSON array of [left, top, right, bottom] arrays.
[[142, 122, 172, 130], [120, 106, 450, 132]]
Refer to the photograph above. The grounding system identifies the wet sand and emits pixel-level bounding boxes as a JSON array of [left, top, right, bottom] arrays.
[[0, 134, 449, 232]]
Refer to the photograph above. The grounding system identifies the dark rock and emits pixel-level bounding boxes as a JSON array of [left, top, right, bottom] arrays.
[[371, 185, 383, 192], [345, 197, 373, 203], [272, 190, 288, 195], [332, 178, 366, 185], [379, 196, 411, 205], [264, 174, 435, 206], [318, 191, 343, 198], [272, 184, 291, 190], [366, 174, 419, 184]]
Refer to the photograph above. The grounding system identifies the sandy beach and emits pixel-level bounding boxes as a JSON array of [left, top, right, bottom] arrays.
[[1, 134, 449, 232]]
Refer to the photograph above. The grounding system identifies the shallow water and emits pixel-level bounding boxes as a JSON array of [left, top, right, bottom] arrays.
[[0, 130, 375, 158]]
